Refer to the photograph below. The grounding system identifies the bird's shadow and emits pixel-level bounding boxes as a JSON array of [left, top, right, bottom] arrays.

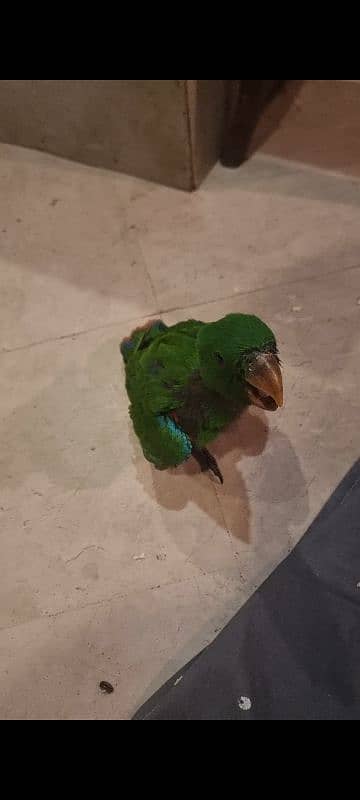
[[134, 409, 270, 545]]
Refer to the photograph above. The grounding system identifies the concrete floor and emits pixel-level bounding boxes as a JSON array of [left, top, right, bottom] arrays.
[[1, 142, 360, 720]]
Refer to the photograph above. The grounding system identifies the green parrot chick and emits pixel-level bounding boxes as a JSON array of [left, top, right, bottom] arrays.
[[121, 313, 283, 483]]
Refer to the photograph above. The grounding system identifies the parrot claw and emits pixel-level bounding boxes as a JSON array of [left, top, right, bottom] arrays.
[[193, 448, 224, 484]]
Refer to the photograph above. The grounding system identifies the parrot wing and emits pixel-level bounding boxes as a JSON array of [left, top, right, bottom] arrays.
[[125, 324, 202, 469]]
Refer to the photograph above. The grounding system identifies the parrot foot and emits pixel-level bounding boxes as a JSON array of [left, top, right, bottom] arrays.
[[192, 448, 224, 484]]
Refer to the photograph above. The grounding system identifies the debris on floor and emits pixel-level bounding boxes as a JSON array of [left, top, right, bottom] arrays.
[[99, 681, 114, 695]]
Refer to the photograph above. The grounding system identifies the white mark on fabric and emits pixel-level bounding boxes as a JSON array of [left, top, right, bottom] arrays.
[[237, 696, 252, 712]]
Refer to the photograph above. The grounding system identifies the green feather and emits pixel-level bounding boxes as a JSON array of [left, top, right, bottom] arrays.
[[121, 314, 278, 470]]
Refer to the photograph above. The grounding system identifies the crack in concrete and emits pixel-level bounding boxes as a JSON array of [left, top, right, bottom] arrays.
[[1, 261, 359, 357], [65, 545, 105, 565]]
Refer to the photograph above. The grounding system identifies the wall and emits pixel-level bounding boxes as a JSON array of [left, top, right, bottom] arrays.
[[0, 80, 226, 190]]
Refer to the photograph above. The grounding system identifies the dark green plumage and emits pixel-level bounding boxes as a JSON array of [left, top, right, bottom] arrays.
[[121, 314, 282, 480]]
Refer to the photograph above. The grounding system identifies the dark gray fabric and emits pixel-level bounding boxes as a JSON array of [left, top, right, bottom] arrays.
[[134, 461, 360, 720]]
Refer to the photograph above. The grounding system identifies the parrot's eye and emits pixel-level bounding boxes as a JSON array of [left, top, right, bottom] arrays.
[[215, 352, 225, 365]]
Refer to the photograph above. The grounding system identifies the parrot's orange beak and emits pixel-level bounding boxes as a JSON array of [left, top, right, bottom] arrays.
[[246, 352, 283, 411]]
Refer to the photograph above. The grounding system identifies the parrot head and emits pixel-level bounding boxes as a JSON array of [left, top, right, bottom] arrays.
[[197, 313, 283, 411]]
